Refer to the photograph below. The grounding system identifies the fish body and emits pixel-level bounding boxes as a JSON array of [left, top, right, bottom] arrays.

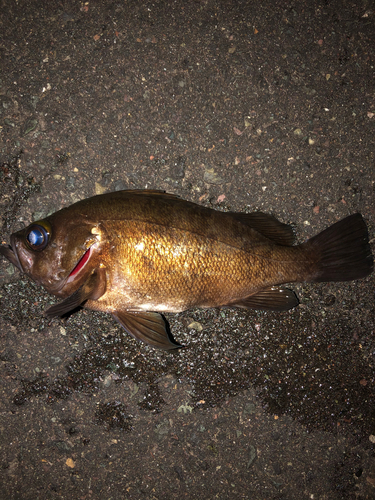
[[0, 190, 373, 350]]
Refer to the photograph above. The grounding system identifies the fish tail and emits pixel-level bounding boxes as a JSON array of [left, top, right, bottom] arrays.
[[302, 213, 373, 282]]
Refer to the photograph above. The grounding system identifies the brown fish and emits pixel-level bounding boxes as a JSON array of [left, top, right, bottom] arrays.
[[0, 190, 373, 350]]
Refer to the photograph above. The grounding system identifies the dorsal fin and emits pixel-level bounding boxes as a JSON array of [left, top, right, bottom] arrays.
[[117, 189, 180, 199], [228, 211, 295, 246]]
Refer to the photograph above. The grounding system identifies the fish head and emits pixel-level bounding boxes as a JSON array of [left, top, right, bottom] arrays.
[[0, 211, 106, 298]]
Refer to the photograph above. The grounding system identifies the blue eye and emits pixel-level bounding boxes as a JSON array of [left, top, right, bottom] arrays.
[[26, 224, 50, 251]]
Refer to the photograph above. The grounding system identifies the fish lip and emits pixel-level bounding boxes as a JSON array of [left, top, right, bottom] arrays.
[[0, 234, 24, 272], [10, 234, 23, 270]]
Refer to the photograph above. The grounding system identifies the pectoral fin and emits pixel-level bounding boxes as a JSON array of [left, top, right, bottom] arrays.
[[230, 287, 299, 312], [45, 268, 106, 318], [112, 310, 183, 351]]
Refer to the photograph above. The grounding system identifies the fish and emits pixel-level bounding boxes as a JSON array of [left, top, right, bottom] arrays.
[[0, 190, 373, 350]]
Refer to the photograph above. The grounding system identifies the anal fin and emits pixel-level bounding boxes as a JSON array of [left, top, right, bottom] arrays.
[[229, 287, 299, 312], [112, 310, 183, 351]]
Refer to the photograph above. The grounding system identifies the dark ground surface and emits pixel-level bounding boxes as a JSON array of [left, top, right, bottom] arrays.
[[0, 0, 375, 498]]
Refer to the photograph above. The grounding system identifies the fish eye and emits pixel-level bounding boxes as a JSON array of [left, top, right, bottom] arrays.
[[26, 224, 50, 251]]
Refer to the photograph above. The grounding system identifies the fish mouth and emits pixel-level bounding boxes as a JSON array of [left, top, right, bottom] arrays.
[[0, 235, 23, 272], [66, 246, 92, 283]]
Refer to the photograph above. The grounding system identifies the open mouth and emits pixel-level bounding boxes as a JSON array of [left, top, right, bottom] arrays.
[[68, 246, 92, 278]]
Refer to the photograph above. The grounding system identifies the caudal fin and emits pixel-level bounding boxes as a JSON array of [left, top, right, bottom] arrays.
[[302, 213, 373, 282]]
